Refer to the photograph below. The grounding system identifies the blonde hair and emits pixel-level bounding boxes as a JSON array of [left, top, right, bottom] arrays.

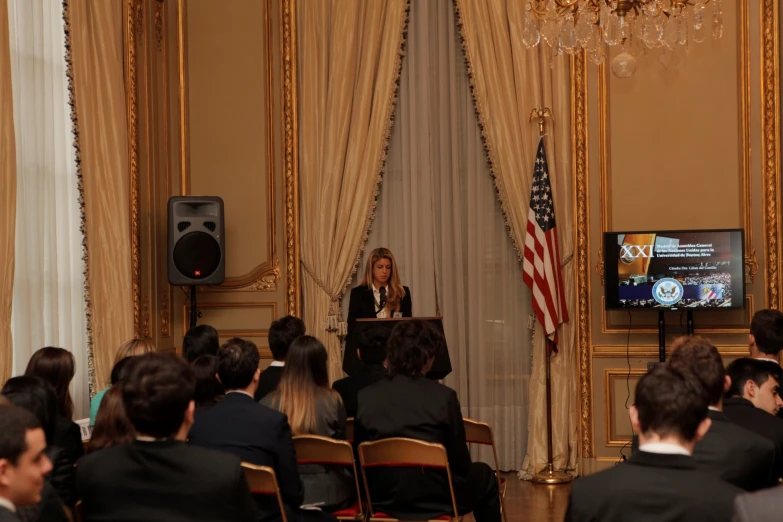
[[114, 338, 156, 366], [362, 247, 406, 313]]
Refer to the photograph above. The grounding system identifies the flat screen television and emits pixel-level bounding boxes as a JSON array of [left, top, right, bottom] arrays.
[[603, 229, 745, 310]]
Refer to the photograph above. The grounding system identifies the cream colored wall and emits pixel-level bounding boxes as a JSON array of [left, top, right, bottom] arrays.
[[584, 1, 772, 459]]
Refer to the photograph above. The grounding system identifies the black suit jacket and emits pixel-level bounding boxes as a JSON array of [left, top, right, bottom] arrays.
[[77, 439, 257, 522], [723, 396, 783, 485], [52, 416, 83, 465], [565, 451, 741, 522], [332, 364, 387, 418], [0, 506, 19, 522], [188, 392, 304, 519], [254, 366, 284, 401], [355, 375, 470, 519], [346, 285, 412, 332]]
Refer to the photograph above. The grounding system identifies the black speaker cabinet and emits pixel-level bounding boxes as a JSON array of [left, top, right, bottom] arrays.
[[168, 196, 225, 285]]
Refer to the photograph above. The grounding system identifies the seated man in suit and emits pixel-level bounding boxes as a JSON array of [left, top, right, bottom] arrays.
[[723, 357, 783, 484], [76, 352, 257, 522], [0, 404, 53, 522], [255, 316, 305, 401], [182, 324, 220, 363], [189, 338, 334, 522], [566, 365, 741, 522], [747, 309, 783, 364], [667, 336, 774, 490], [355, 320, 500, 522], [333, 327, 388, 418]]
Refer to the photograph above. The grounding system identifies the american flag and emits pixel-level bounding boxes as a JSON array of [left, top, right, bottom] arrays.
[[522, 138, 569, 348]]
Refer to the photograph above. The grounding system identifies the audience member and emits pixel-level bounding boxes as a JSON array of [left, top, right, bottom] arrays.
[[0, 405, 53, 522], [90, 339, 155, 425], [2, 377, 75, 514], [733, 485, 783, 521], [355, 320, 500, 522], [76, 352, 256, 522], [189, 338, 333, 522], [262, 336, 353, 511], [667, 336, 774, 490], [191, 355, 224, 410], [182, 324, 220, 363], [332, 326, 388, 418], [23, 349, 82, 464], [723, 358, 783, 483], [86, 385, 134, 454], [748, 309, 783, 363], [565, 365, 740, 522], [255, 316, 305, 401]]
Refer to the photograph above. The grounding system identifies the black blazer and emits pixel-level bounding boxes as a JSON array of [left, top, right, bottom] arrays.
[[254, 366, 284, 401], [723, 396, 783, 485], [0, 507, 19, 522], [188, 392, 304, 519], [355, 375, 470, 519], [332, 364, 387, 418], [346, 285, 412, 332], [52, 416, 83, 465], [76, 439, 257, 522], [565, 451, 741, 522]]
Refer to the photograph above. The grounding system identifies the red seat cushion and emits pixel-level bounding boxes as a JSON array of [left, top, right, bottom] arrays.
[[332, 502, 362, 517], [372, 512, 452, 520]]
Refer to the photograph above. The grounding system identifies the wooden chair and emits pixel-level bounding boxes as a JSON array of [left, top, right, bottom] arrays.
[[464, 418, 508, 522], [345, 417, 355, 443], [358, 438, 459, 522], [241, 463, 288, 522], [73, 500, 82, 522], [293, 435, 364, 521]]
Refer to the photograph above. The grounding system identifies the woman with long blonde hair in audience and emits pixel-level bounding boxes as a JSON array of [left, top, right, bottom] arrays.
[[89, 338, 155, 426], [262, 335, 354, 511]]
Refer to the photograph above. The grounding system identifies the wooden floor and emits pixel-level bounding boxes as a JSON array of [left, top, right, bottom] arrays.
[[500, 472, 570, 522]]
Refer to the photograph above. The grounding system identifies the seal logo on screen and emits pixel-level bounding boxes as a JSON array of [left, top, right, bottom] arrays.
[[652, 278, 684, 306]]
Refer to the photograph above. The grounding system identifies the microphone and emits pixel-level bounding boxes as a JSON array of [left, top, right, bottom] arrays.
[[379, 286, 387, 310]]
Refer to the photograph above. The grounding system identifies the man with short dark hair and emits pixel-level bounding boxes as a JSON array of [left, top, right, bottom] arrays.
[[77, 352, 257, 521], [748, 309, 783, 362], [255, 316, 305, 401], [723, 357, 783, 484], [565, 366, 741, 521], [333, 326, 388, 417], [0, 404, 52, 522], [182, 324, 220, 363], [667, 337, 774, 490], [189, 338, 332, 522]]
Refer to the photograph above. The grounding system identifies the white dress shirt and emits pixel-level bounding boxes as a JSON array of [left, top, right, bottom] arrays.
[[755, 357, 781, 365], [0, 497, 15, 513], [372, 284, 388, 319], [638, 441, 691, 456], [269, 361, 285, 368]]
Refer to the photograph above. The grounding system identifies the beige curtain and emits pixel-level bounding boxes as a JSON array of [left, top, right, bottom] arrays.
[[454, 0, 578, 475], [0, 0, 16, 385], [298, 0, 410, 382], [348, 0, 534, 470], [67, 0, 133, 392]]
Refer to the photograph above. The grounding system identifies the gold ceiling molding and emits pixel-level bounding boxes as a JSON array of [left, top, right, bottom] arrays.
[[282, 0, 301, 317], [761, 0, 781, 310], [127, 0, 142, 338], [571, 51, 593, 459], [175, 0, 280, 293]]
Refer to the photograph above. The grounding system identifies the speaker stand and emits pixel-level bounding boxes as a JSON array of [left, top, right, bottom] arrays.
[[190, 285, 198, 330], [658, 310, 666, 363], [686, 309, 694, 336]]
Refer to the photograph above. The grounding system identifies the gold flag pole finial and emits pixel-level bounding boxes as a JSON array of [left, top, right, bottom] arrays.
[[529, 107, 552, 137]]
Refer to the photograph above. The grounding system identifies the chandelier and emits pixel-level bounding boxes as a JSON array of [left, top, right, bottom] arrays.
[[522, 0, 724, 78]]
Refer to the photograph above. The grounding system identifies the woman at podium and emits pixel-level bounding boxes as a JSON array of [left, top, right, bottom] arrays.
[[347, 247, 412, 332]]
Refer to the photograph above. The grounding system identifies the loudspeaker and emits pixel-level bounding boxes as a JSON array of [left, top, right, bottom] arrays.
[[168, 196, 225, 285]]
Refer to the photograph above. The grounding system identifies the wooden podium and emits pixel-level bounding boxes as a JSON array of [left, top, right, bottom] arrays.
[[343, 317, 452, 380]]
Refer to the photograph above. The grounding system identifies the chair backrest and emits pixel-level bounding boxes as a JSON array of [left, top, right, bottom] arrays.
[[241, 463, 288, 522], [345, 417, 355, 442], [464, 418, 507, 522], [293, 435, 363, 517], [358, 438, 459, 518]]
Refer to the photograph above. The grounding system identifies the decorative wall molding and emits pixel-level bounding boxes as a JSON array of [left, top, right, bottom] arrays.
[[127, 0, 142, 337]]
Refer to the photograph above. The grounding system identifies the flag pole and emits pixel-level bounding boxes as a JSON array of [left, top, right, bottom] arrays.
[[528, 106, 571, 485]]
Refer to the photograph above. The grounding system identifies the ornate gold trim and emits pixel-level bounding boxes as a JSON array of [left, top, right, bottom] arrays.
[[160, 0, 171, 337], [176, 0, 280, 292], [572, 51, 592, 458], [282, 0, 300, 316], [181, 301, 278, 338], [604, 369, 646, 447], [155, 0, 164, 51], [127, 0, 142, 337], [762, 0, 781, 309], [594, 344, 754, 358]]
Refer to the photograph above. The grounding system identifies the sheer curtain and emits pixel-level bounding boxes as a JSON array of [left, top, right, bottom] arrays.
[[346, 0, 533, 470], [7, 0, 89, 418]]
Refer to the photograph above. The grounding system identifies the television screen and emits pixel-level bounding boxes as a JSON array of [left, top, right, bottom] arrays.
[[603, 229, 745, 310]]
